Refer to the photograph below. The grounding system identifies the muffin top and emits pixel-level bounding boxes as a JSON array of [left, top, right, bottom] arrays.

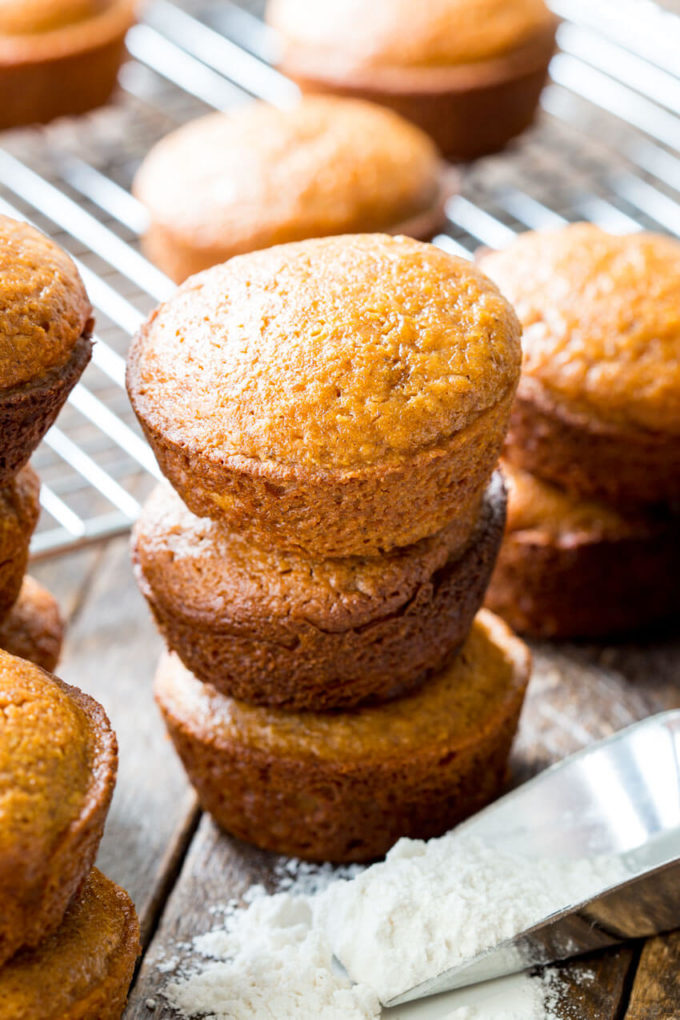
[[502, 460, 658, 543], [0, 0, 109, 34], [0, 868, 140, 1020], [134, 98, 442, 272], [268, 0, 555, 71], [0, 216, 92, 391], [134, 479, 495, 632], [0, 576, 64, 673], [157, 610, 530, 760], [128, 234, 521, 473], [480, 225, 680, 436], [0, 650, 116, 889]]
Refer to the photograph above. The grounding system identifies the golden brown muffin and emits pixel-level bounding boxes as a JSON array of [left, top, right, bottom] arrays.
[[133, 472, 506, 710], [134, 96, 455, 283], [0, 0, 136, 130], [0, 576, 64, 671], [0, 651, 117, 966], [479, 225, 680, 509], [0, 465, 41, 621], [127, 234, 521, 558], [486, 462, 680, 638], [0, 217, 93, 485], [0, 867, 140, 1020], [267, 0, 557, 160], [154, 610, 531, 862]]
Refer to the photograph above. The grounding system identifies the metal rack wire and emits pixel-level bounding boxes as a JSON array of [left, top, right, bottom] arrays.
[[1, 0, 678, 558]]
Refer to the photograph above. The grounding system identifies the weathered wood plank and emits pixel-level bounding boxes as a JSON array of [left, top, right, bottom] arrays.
[[47, 533, 198, 943], [625, 932, 680, 1019]]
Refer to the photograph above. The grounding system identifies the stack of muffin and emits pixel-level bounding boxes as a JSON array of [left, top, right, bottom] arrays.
[[481, 224, 680, 637], [129, 232, 532, 863], [0, 215, 95, 671], [0, 649, 140, 1018]]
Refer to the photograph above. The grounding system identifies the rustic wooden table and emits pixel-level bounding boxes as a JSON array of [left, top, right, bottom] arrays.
[[30, 535, 680, 1019]]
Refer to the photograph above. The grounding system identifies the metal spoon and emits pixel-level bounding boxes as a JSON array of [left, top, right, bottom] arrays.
[[385, 709, 680, 1008]]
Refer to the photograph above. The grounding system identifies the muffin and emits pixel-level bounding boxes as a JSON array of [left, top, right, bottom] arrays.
[[0, 0, 136, 130], [133, 472, 505, 710], [267, 0, 557, 160], [127, 234, 521, 558], [154, 610, 531, 862], [0, 576, 64, 671], [0, 466, 41, 621], [479, 225, 680, 510], [0, 868, 140, 1020], [0, 650, 117, 966], [486, 462, 680, 638], [0, 216, 93, 485], [134, 96, 455, 283]]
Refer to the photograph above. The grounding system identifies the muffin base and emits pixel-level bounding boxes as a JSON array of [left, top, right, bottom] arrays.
[[154, 610, 531, 862], [0, 465, 40, 621], [0, 332, 92, 487], [0, 868, 140, 1020], [506, 377, 680, 511], [280, 23, 557, 161], [134, 473, 506, 711], [133, 384, 514, 558], [486, 516, 680, 639], [0, 576, 64, 671], [0, 1, 135, 130], [0, 674, 117, 967]]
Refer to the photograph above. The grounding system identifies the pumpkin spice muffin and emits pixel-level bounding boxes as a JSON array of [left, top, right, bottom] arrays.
[[486, 462, 680, 638], [0, 576, 64, 671], [127, 234, 521, 558], [0, 650, 117, 966], [267, 0, 557, 160], [133, 472, 506, 710], [0, 0, 136, 130], [154, 610, 531, 862], [134, 96, 455, 283], [0, 465, 41, 621], [0, 216, 93, 485], [0, 867, 140, 1020], [479, 225, 680, 509]]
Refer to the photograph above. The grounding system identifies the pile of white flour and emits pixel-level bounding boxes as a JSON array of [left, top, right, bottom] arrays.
[[162, 831, 629, 1020]]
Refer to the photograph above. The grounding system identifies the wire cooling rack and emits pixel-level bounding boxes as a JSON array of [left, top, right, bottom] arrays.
[[1, 0, 678, 558]]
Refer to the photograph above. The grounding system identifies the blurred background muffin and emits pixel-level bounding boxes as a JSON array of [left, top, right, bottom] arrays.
[[267, 0, 557, 159], [134, 95, 454, 282], [0, 0, 136, 129]]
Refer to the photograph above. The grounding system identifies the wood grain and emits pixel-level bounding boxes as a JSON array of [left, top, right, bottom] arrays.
[[626, 932, 680, 1019]]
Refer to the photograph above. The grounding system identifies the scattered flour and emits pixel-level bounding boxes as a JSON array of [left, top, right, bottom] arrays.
[[314, 832, 629, 1003], [161, 833, 628, 1020], [164, 893, 380, 1020]]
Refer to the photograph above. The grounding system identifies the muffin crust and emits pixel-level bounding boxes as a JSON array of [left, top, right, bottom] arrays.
[[133, 473, 506, 710], [480, 226, 680, 506], [155, 610, 531, 861], [0, 868, 140, 1020], [134, 97, 449, 283], [0, 465, 40, 621], [0, 652, 117, 966], [0, 576, 64, 672], [486, 462, 680, 637], [128, 234, 520, 555], [0, 217, 93, 483]]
